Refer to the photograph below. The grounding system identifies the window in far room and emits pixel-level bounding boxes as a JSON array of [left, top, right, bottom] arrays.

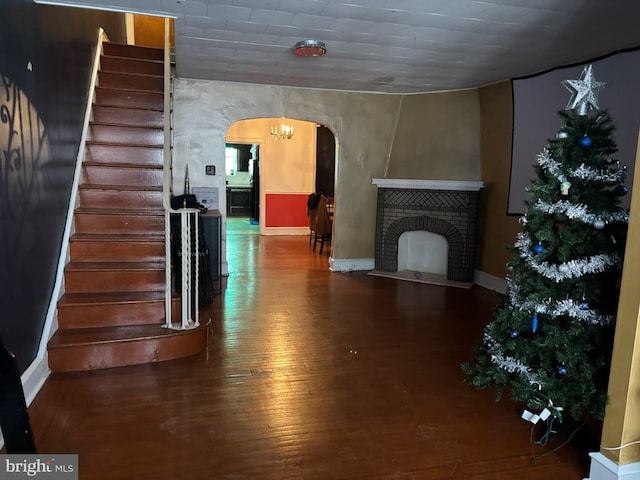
[[225, 146, 238, 175]]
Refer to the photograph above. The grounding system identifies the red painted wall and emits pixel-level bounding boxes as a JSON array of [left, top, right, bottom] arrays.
[[265, 194, 309, 228]]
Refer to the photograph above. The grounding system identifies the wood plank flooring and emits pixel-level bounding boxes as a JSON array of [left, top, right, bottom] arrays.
[[27, 219, 594, 479]]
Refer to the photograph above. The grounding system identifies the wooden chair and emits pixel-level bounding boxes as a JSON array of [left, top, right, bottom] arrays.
[[308, 194, 333, 254]]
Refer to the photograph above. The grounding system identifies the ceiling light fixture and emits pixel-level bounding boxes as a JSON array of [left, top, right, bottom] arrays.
[[294, 40, 326, 57], [271, 118, 294, 141]]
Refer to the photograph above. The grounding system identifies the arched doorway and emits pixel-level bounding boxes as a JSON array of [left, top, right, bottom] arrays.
[[225, 118, 336, 239]]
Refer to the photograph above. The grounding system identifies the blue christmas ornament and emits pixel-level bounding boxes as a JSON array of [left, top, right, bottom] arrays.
[[614, 185, 629, 196], [579, 135, 593, 148], [484, 339, 493, 349], [579, 301, 589, 311], [509, 329, 519, 339], [557, 364, 568, 376], [508, 304, 515, 310], [532, 243, 545, 255], [532, 313, 538, 333]]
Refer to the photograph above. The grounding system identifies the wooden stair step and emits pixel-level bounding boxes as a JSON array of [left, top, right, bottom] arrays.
[[78, 185, 163, 210], [89, 123, 163, 146], [57, 291, 180, 329], [47, 322, 209, 372], [95, 86, 163, 110], [98, 71, 163, 93], [64, 261, 166, 294], [101, 55, 164, 76], [74, 208, 165, 234], [85, 143, 164, 166], [103, 42, 164, 62], [70, 233, 164, 262], [91, 105, 163, 128], [82, 162, 163, 187]]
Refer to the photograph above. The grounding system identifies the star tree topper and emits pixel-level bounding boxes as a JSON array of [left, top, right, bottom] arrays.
[[562, 64, 606, 115]]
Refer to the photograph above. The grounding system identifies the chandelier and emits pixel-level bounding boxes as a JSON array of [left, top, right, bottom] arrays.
[[271, 118, 294, 141]]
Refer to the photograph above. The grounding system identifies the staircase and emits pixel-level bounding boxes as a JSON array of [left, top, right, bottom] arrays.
[[47, 42, 208, 372]]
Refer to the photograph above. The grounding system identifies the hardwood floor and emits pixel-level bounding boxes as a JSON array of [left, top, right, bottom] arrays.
[[27, 226, 594, 479]]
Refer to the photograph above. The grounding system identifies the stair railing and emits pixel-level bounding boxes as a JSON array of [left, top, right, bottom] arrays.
[[162, 18, 200, 331]]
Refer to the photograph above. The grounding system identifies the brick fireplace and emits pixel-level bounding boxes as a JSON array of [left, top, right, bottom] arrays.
[[371, 179, 484, 286]]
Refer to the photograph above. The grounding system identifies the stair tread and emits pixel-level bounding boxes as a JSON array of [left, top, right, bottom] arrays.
[[90, 121, 163, 130], [71, 233, 164, 241], [100, 70, 163, 80], [49, 323, 201, 348], [58, 291, 170, 306], [95, 82, 163, 94], [83, 161, 163, 170], [85, 140, 163, 149], [79, 184, 163, 192], [92, 103, 164, 113], [103, 43, 163, 57], [92, 102, 163, 113], [65, 261, 165, 271], [95, 85, 163, 96], [102, 54, 163, 66], [76, 207, 164, 215], [84, 139, 164, 149]]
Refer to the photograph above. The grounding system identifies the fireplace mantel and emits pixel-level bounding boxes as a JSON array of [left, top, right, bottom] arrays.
[[372, 178, 484, 191]]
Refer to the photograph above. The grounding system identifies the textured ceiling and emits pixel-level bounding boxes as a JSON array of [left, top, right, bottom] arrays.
[[37, 0, 640, 93]]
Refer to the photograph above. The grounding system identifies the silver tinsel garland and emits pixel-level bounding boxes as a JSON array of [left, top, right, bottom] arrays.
[[506, 278, 614, 325], [483, 331, 542, 386], [515, 232, 622, 282], [490, 351, 543, 387], [537, 150, 625, 184], [532, 199, 629, 225]]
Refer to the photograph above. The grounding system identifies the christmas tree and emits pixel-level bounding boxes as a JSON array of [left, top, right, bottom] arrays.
[[463, 65, 629, 424]]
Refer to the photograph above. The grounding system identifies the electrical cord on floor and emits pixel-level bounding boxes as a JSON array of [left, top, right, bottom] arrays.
[[530, 415, 588, 464]]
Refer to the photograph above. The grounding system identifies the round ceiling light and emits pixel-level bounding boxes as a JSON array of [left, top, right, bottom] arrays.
[[294, 40, 326, 57]]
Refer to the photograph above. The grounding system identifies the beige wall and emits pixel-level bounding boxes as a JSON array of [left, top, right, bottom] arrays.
[[173, 78, 496, 268], [477, 82, 521, 278], [386, 90, 481, 180], [173, 79, 400, 261]]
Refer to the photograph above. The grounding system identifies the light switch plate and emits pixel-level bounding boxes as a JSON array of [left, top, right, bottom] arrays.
[[205, 165, 216, 175]]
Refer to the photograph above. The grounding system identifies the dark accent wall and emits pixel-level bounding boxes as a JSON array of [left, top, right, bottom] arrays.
[[0, 0, 126, 373]]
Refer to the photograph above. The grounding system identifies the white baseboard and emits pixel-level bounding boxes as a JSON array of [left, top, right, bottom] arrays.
[[263, 227, 309, 236], [329, 257, 375, 272], [326, 262, 511, 294], [586, 452, 640, 480], [473, 270, 507, 294], [21, 354, 51, 407]]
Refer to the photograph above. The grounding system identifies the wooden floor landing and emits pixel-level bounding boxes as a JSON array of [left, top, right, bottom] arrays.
[[27, 218, 594, 479]]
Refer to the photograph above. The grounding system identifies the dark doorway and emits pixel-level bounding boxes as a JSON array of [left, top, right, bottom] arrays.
[[225, 143, 258, 219], [251, 146, 260, 224], [315, 125, 335, 197]]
